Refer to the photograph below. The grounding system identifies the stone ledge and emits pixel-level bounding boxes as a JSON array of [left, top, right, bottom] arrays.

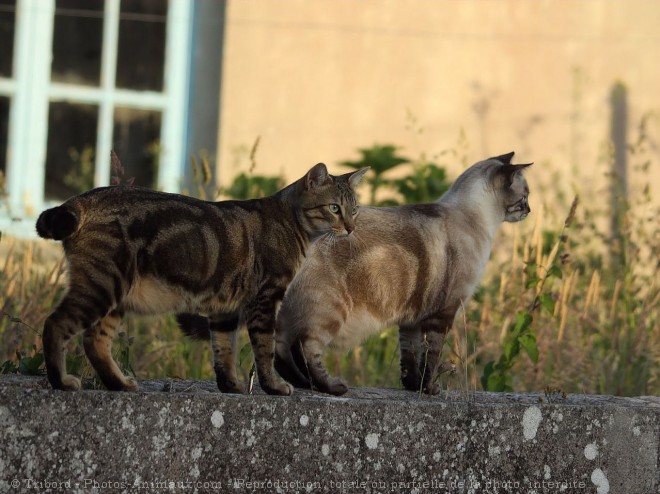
[[0, 376, 658, 493]]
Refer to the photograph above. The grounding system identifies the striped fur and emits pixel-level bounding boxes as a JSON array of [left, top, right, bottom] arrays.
[[37, 162, 368, 394], [275, 153, 532, 395]]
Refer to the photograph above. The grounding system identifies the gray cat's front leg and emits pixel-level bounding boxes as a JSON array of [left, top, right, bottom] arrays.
[[300, 336, 348, 396], [418, 308, 457, 395], [399, 324, 424, 391]]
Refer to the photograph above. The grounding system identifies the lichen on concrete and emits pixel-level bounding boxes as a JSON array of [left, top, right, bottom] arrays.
[[0, 375, 658, 493]]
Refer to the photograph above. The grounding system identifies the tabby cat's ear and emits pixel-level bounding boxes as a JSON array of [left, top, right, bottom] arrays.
[[499, 163, 533, 185], [305, 163, 331, 190], [490, 151, 515, 164], [347, 167, 370, 189]]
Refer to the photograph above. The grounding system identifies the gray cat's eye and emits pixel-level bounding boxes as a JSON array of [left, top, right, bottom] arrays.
[[329, 204, 340, 214], [351, 206, 359, 215]]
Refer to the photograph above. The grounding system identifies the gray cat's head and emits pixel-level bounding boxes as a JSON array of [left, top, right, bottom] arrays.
[[292, 163, 369, 239], [442, 151, 532, 224], [486, 152, 532, 223], [488, 152, 532, 223]]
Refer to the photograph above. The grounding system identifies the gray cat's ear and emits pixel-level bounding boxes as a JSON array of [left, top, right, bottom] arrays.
[[348, 167, 370, 189], [305, 163, 330, 190], [500, 163, 533, 185], [490, 151, 515, 164]]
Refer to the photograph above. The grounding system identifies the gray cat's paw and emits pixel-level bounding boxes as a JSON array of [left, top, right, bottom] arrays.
[[316, 377, 348, 396], [438, 360, 457, 375], [325, 380, 348, 396], [60, 374, 82, 391], [401, 371, 422, 392], [423, 382, 441, 395], [120, 377, 139, 392]]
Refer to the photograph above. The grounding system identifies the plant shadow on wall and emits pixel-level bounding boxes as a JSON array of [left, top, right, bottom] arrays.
[[1, 122, 659, 396]]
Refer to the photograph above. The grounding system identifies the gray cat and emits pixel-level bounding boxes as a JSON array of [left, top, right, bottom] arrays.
[[275, 152, 531, 395], [36, 163, 368, 395]]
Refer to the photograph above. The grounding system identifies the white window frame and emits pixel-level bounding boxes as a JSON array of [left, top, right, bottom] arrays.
[[1, 0, 193, 236]]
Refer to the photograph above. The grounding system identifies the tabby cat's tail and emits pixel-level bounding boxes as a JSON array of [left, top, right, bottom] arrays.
[[36, 205, 78, 241], [176, 313, 211, 340]]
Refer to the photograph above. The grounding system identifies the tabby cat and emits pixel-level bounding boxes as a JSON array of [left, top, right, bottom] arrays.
[[274, 152, 531, 395], [36, 162, 368, 395]]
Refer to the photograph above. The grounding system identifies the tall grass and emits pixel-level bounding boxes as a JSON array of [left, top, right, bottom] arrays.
[[1, 131, 658, 396]]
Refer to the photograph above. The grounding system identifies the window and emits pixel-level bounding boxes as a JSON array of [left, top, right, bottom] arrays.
[[52, 0, 104, 87], [0, 0, 15, 79], [1, 0, 199, 237], [45, 102, 98, 199], [0, 0, 15, 178]]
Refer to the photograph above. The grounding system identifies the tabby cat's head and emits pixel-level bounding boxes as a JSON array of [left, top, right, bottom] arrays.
[[293, 163, 369, 239]]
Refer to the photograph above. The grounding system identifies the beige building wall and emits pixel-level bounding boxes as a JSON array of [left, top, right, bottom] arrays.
[[217, 0, 660, 211]]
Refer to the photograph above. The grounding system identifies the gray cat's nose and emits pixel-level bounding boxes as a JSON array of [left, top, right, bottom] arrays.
[[345, 224, 354, 234]]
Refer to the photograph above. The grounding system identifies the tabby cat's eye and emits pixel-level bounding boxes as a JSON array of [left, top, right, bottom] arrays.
[[351, 206, 359, 215], [329, 204, 340, 214]]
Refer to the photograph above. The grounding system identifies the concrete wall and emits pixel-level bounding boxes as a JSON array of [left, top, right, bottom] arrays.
[[1, 376, 658, 493], [217, 0, 660, 209]]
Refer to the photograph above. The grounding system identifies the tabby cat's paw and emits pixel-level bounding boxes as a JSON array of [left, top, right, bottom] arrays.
[[218, 381, 245, 394], [261, 379, 294, 396]]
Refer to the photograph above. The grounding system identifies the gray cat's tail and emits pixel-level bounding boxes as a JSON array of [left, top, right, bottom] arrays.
[[176, 313, 211, 340], [36, 205, 78, 241], [274, 340, 311, 389]]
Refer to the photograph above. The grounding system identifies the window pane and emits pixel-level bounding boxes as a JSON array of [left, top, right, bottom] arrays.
[[0, 0, 15, 77], [45, 102, 98, 200], [116, 0, 167, 91], [0, 96, 8, 175], [52, 0, 103, 86], [112, 107, 161, 188]]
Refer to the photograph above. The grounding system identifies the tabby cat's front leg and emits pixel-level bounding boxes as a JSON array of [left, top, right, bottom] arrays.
[[244, 293, 294, 396], [208, 314, 244, 394]]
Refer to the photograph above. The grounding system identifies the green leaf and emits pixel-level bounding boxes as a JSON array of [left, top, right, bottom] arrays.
[[340, 144, 409, 176], [238, 342, 253, 367], [518, 334, 539, 364], [503, 338, 520, 363], [539, 293, 555, 315], [512, 312, 533, 335], [66, 351, 87, 376], [525, 273, 540, 289], [486, 371, 507, 392], [548, 264, 563, 279], [481, 361, 495, 390], [1, 360, 18, 374], [18, 353, 44, 375]]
